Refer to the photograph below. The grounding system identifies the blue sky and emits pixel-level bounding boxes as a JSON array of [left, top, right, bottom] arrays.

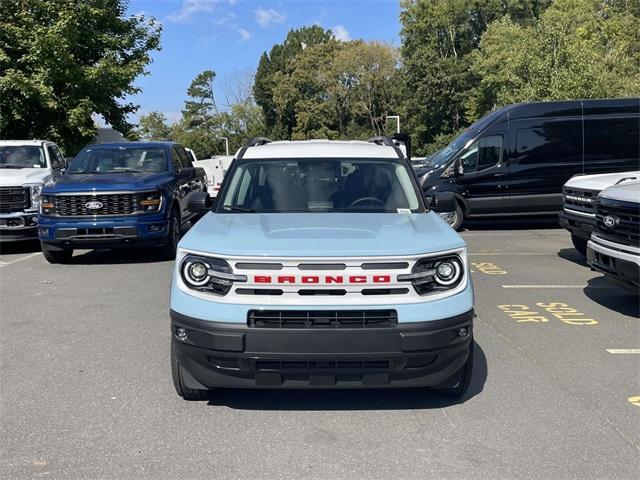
[[126, 0, 402, 124]]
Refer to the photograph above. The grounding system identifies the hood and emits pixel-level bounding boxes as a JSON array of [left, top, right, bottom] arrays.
[[599, 180, 640, 204], [179, 212, 465, 257], [0, 167, 51, 187], [565, 171, 640, 191], [43, 172, 172, 193]]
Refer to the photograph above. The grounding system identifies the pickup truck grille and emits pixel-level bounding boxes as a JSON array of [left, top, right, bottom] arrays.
[[595, 198, 640, 247], [563, 186, 598, 216], [248, 310, 398, 328], [0, 186, 30, 213], [52, 193, 141, 216]]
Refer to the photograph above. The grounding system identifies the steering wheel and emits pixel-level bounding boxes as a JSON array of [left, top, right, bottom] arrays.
[[349, 197, 385, 208]]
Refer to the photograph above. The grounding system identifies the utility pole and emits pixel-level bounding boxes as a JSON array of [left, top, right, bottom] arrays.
[[218, 137, 229, 156], [386, 115, 400, 134]]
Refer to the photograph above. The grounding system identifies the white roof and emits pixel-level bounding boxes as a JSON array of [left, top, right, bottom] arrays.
[[241, 140, 402, 160], [0, 140, 49, 146], [599, 180, 640, 204]]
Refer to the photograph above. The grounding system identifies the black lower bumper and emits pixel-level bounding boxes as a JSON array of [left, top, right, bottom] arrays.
[[0, 226, 38, 242], [41, 234, 166, 250], [558, 211, 595, 241], [587, 246, 640, 290], [171, 309, 474, 389]]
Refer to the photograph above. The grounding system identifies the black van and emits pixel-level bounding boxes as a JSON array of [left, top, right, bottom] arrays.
[[418, 98, 640, 229]]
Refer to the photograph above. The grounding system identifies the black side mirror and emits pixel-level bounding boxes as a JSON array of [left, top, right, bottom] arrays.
[[426, 191, 456, 213], [178, 166, 195, 176], [188, 191, 213, 213]]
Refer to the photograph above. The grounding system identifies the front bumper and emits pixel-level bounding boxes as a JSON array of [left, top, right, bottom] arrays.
[[558, 209, 595, 241], [171, 308, 474, 389], [587, 236, 640, 291], [38, 214, 169, 249], [0, 212, 39, 242]]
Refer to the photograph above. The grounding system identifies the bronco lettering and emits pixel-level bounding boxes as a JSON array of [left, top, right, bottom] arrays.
[[252, 274, 392, 284]]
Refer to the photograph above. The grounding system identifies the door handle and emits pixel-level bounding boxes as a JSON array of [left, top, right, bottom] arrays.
[[493, 172, 507, 177]]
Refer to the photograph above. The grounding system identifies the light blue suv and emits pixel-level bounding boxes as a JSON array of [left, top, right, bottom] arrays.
[[170, 137, 474, 400]]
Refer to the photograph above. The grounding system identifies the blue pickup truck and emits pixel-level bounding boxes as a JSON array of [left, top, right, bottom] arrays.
[[169, 138, 474, 400], [38, 142, 206, 263]]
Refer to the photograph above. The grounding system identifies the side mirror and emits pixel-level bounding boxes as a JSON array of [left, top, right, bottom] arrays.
[[426, 191, 456, 213], [178, 167, 195, 176], [188, 191, 213, 213], [457, 162, 464, 176]]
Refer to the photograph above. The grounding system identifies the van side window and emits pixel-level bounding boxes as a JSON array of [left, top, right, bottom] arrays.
[[516, 122, 582, 165], [584, 117, 640, 163], [459, 135, 502, 173]]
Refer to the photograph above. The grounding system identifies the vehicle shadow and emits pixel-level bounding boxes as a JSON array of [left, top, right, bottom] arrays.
[[68, 248, 170, 265], [557, 247, 589, 268], [461, 215, 560, 232], [205, 342, 488, 411], [0, 239, 41, 255], [583, 276, 640, 318]]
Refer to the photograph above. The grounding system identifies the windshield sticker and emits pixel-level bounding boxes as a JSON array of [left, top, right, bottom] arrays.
[[33, 165, 41, 168], [397, 208, 412, 214]]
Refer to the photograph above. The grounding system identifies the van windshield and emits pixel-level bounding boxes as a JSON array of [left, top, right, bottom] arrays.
[[427, 131, 475, 169], [220, 158, 423, 213]]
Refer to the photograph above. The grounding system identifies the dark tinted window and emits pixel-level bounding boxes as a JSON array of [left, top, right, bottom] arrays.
[[459, 135, 503, 173], [584, 116, 640, 164], [516, 121, 582, 165], [170, 148, 183, 170], [176, 148, 191, 168]]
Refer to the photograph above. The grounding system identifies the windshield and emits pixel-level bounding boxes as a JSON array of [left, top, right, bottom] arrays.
[[67, 147, 168, 174], [0, 146, 46, 169], [220, 158, 423, 213], [427, 131, 476, 169]]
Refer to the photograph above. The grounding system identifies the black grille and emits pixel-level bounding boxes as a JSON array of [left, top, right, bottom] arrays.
[[563, 186, 598, 215], [595, 198, 640, 247], [248, 310, 398, 328], [53, 193, 141, 216], [0, 186, 30, 213]]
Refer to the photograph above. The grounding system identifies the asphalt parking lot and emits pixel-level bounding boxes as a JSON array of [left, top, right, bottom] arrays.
[[1, 217, 638, 479]]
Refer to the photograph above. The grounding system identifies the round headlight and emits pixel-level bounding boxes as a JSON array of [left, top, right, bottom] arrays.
[[183, 260, 210, 286], [434, 259, 461, 286]]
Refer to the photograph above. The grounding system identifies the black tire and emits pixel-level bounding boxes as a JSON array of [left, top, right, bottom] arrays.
[[159, 208, 180, 260], [440, 202, 464, 231], [571, 235, 587, 256], [41, 243, 73, 264], [171, 339, 209, 401], [433, 341, 474, 397]]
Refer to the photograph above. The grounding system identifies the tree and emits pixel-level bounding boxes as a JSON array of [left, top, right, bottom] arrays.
[[0, 0, 161, 154], [137, 111, 172, 140], [467, 0, 640, 119], [182, 70, 217, 129]]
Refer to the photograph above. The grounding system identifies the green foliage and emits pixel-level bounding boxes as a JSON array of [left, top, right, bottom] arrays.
[[0, 0, 161, 154], [467, 0, 640, 119], [137, 111, 172, 140], [182, 70, 217, 129]]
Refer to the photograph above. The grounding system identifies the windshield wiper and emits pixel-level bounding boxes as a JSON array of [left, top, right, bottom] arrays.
[[223, 205, 258, 213]]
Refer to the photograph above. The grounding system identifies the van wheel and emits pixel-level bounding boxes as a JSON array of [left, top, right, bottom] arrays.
[[41, 243, 73, 264], [440, 203, 464, 231], [571, 235, 587, 256], [433, 341, 474, 397], [159, 208, 180, 260], [171, 340, 209, 401]]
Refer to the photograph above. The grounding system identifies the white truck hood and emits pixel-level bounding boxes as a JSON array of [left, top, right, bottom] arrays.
[[599, 180, 640, 204], [565, 171, 640, 191], [0, 168, 51, 187]]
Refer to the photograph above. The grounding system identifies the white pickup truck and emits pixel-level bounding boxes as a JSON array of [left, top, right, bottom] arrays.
[[191, 155, 234, 197], [0, 140, 66, 242]]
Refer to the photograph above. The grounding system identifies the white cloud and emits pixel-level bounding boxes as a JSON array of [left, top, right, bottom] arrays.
[[332, 25, 351, 42], [254, 8, 286, 28], [237, 28, 252, 41], [166, 0, 220, 24]]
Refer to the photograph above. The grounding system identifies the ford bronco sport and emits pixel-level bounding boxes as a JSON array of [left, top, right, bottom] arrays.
[[170, 138, 475, 399]]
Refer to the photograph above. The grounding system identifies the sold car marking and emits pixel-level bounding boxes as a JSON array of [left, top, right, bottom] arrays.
[[472, 262, 507, 275], [536, 303, 598, 325], [498, 305, 549, 323], [628, 396, 640, 407]]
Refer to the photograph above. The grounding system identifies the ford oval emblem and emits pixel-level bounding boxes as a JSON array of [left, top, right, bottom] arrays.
[[85, 201, 103, 210], [603, 215, 618, 228]]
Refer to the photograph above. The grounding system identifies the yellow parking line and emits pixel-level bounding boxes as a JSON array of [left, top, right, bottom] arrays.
[[628, 396, 640, 407]]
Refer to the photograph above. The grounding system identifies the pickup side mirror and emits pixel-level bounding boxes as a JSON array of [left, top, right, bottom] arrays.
[[426, 191, 456, 213], [177, 166, 195, 176], [188, 191, 213, 213]]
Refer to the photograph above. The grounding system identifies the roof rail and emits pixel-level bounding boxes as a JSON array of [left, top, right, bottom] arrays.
[[366, 136, 405, 160], [246, 137, 272, 147]]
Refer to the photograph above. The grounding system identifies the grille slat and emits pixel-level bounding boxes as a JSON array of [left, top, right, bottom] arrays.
[[248, 310, 398, 328], [52, 193, 143, 216], [0, 186, 30, 213], [595, 199, 640, 247]]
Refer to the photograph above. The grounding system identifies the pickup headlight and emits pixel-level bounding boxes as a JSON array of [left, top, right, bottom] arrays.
[[398, 255, 464, 295], [180, 254, 247, 295], [139, 191, 163, 213], [25, 183, 43, 210]]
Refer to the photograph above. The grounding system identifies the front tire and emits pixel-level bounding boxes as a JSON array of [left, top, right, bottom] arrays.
[[171, 339, 209, 401], [159, 208, 180, 260], [41, 243, 73, 264], [571, 235, 587, 256], [440, 202, 464, 231], [433, 341, 474, 397]]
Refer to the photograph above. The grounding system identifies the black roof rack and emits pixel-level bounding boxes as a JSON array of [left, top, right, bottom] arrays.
[[366, 136, 405, 160]]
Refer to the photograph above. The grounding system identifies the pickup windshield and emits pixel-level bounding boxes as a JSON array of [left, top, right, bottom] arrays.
[[67, 147, 168, 174], [0, 146, 46, 168], [220, 158, 423, 213]]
